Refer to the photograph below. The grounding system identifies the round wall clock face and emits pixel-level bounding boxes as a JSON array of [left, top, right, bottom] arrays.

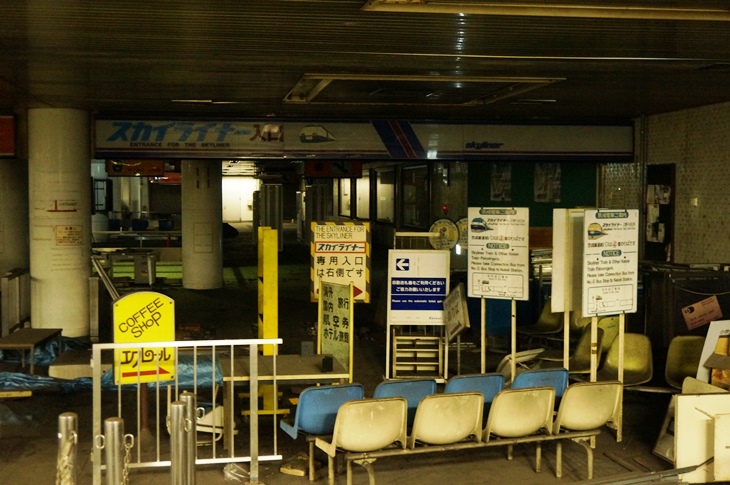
[[456, 218, 469, 247], [429, 218, 459, 250]]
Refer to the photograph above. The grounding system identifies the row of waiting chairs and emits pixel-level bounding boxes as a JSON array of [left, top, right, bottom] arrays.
[[280, 368, 572, 482], [315, 380, 621, 484]]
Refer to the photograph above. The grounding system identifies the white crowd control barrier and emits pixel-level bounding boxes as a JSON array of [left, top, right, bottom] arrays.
[[91, 339, 283, 485]]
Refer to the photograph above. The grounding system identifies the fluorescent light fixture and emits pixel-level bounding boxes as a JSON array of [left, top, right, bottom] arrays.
[[362, 0, 730, 21]]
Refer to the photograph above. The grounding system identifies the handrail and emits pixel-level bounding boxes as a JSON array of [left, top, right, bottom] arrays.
[[91, 256, 121, 301]]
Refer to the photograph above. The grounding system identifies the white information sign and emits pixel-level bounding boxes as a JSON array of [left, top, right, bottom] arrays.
[[311, 221, 370, 302], [443, 282, 470, 342], [582, 209, 639, 316], [387, 249, 450, 325], [467, 207, 530, 300]]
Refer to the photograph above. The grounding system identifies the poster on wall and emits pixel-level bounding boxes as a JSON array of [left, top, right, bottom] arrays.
[[534, 162, 561, 203], [467, 207, 530, 301], [490, 162, 511, 201], [582, 209, 639, 316]]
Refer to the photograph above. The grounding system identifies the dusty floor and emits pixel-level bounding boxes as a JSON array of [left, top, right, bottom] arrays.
[[0, 223, 682, 484]]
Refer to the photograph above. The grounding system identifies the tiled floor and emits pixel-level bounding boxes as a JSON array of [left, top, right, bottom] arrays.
[[0, 223, 681, 484]]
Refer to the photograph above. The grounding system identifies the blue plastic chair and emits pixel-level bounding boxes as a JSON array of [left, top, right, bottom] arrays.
[[373, 378, 438, 428], [444, 373, 504, 421], [280, 383, 365, 481], [511, 367, 569, 408]]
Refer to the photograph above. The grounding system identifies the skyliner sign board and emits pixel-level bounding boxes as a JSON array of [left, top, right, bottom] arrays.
[[94, 118, 633, 161]]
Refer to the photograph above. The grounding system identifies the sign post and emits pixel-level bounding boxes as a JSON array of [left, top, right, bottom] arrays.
[[467, 207, 530, 376], [582, 208, 639, 442], [386, 249, 450, 380]]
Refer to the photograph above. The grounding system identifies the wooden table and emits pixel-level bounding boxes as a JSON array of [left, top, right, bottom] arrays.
[[0, 328, 62, 374], [219, 354, 349, 452]]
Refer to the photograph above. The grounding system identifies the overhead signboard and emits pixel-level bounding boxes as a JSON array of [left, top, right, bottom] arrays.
[[467, 207, 530, 300], [311, 221, 370, 302], [387, 249, 450, 325], [113, 291, 175, 385], [94, 118, 633, 161], [582, 209, 639, 316]]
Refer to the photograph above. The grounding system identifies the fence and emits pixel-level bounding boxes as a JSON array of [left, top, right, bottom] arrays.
[[1, 267, 31, 336], [91, 338, 283, 485]]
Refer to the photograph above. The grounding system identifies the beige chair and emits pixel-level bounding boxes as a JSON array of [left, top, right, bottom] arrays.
[[596, 333, 653, 386], [408, 392, 483, 448], [665, 335, 706, 389], [596, 315, 619, 354], [516, 298, 563, 347], [553, 381, 622, 479], [540, 327, 604, 375], [315, 397, 407, 485], [495, 348, 545, 385], [483, 387, 555, 469]]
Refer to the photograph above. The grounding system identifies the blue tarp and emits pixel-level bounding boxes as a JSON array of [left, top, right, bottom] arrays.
[[0, 338, 223, 393]]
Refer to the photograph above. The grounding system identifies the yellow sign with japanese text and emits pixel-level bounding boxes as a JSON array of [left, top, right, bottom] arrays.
[[113, 291, 175, 385]]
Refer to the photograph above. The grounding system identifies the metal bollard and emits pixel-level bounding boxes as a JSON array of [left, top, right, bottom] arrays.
[[170, 401, 187, 485], [103, 417, 126, 485], [179, 392, 197, 485], [57, 412, 78, 485]]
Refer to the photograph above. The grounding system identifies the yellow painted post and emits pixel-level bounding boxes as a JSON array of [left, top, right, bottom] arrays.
[[258, 226, 278, 356]]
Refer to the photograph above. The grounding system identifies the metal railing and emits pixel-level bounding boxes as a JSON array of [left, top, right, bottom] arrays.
[[1, 267, 31, 336], [91, 338, 283, 485]]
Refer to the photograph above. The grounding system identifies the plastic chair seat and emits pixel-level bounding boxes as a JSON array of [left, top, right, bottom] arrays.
[[484, 386, 555, 440], [444, 373, 504, 421], [373, 378, 437, 428], [279, 383, 364, 481], [595, 333, 653, 386], [408, 392, 483, 447], [517, 297, 562, 336], [510, 367, 569, 408], [665, 336, 705, 389], [540, 327, 604, 374], [315, 397, 407, 485], [552, 381, 622, 480], [495, 348, 545, 385]]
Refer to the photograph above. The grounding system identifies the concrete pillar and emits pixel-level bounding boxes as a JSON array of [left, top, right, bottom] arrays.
[[28, 108, 90, 337], [181, 160, 222, 289], [0, 161, 29, 276]]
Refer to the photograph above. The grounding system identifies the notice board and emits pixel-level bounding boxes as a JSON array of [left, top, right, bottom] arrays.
[[318, 280, 354, 382]]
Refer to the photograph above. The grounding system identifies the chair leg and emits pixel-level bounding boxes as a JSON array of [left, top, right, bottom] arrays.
[[354, 459, 377, 485], [309, 440, 316, 482], [328, 454, 335, 485], [507, 443, 514, 460], [572, 438, 594, 480], [556, 441, 563, 478], [535, 442, 542, 473]]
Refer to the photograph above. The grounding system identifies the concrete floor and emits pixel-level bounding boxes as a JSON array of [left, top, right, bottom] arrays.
[[0, 223, 682, 484]]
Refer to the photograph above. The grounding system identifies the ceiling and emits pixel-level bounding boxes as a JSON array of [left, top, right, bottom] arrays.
[[2, 1, 730, 140]]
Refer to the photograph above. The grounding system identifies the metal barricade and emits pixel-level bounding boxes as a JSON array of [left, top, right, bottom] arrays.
[[91, 338, 283, 485], [1, 267, 31, 336]]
